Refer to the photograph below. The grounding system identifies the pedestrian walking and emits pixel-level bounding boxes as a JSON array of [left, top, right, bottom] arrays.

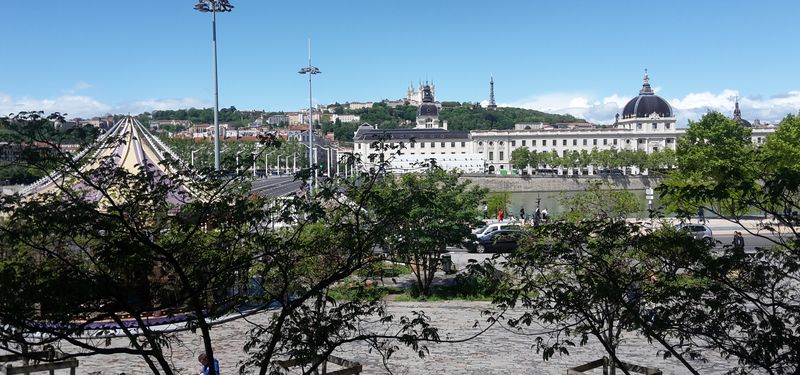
[[697, 207, 705, 224], [733, 231, 745, 252], [542, 208, 549, 222], [197, 353, 219, 375], [497, 209, 504, 221], [520, 207, 526, 221]]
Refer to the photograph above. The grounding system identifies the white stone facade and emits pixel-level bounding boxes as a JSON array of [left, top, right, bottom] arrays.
[[472, 126, 680, 172], [352, 74, 777, 175], [331, 114, 361, 123]]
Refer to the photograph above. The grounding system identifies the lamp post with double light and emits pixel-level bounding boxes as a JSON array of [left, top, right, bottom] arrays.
[[298, 48, 321, 192]]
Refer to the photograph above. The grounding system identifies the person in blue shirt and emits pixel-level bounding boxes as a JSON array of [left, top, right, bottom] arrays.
[[197, 353, 219, 375]]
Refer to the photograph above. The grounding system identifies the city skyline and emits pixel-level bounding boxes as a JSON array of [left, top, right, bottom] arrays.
[[1, 0, 799, 125]]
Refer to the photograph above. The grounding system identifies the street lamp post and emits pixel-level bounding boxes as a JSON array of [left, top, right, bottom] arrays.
[[265, 151, 273, 177], [319, 145, 333, 178], [191, 148, 200, 167], [194, 0, 234, 172], [235, 150, 242, 174], [252, 152, 257, 177], [298, 41, 321, 193]]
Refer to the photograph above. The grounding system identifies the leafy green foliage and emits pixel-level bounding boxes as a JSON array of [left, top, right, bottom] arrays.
[[508, 146, 676, 174], [559, 180, 642, 222], [0, 112, 100, 184], [486, 192, 511, 219], [487, 218, 709, 373], [659, 111, 757, 217], [376, 168, 486, 296], [656, 111, 800, 374], [510, 147, 530, 170], [323, 104, 583, 142], [150, 106, 265, 129], [0, 113, 459, 375], [440, 106, 583, 131]]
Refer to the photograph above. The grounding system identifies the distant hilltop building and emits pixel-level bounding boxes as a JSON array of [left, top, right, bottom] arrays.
[[406, 82, 436, 106], [330, 114, 361, 123], [267, 114, 289, 126], [347, 102, 374, 110], [287, 110, 321, 125]]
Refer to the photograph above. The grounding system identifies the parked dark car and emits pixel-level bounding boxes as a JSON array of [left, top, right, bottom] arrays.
[[472, 229, 522, 253]]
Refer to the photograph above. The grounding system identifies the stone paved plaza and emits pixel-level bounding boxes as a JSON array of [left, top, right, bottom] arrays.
[[74, 301, 743, 374]]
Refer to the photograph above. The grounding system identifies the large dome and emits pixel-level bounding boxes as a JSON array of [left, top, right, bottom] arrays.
[[417, 103, 438, 117], [416, 84, 438, 117], [621, 71, 673, 119]]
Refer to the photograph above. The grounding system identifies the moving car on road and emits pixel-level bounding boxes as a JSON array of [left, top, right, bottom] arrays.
[[472, 229, 522, 253], [675, 223, 714, 245]]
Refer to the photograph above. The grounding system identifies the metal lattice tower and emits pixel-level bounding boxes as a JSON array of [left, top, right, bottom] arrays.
[[488, 75, 497, 109]]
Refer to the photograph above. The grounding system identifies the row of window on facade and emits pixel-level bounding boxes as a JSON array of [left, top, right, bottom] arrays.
[[404, 152, 468, 155], [634, 123, 671, 130], [478, 138, 675, 148], [357, 141, 467, 149]]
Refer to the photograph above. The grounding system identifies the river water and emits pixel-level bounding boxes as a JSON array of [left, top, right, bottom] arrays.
[[502, 190, 659, 219]]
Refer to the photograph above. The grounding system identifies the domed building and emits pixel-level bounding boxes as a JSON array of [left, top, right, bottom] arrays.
[[615, 70, 677, 134], [732, 99, 752, 127], [416, 84, 446, 129]]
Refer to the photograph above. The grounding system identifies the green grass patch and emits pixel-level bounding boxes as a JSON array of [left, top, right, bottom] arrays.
[[328, 282, 404, 301], [355, 262, 413, 278]]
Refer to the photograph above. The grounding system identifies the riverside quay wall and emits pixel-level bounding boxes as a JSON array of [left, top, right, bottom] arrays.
[[459, 174, 662, 192]]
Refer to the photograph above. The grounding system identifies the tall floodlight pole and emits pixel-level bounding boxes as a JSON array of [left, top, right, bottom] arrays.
[[265, 151, 272, 177], [298, 40, 321, 193], [195, 0, 234, 171]]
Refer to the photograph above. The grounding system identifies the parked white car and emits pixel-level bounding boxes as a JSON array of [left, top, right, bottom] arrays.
[[473, 221, 520, 238]]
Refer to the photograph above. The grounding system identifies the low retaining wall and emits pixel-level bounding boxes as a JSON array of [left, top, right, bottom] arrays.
[[460, 174, 662, 192]]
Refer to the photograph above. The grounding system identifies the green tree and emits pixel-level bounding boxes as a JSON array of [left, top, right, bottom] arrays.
[[510, 146, 531, 171], [0, 113, 448, 375], [655, 112, 800, 374], [487, 217, 704, 375], [486, 192, 511, 218], [559, 180, 641, 222], [660, 111, 756, 217], [377, 168, 486, 296]]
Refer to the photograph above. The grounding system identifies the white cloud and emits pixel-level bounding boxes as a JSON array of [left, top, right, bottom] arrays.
[[0, 93, 211, 119], [508, 90, 800, 125], [0, 93, 112, 118], [119, 98, 212, 114]]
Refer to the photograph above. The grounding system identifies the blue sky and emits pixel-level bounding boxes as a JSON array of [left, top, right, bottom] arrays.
[[2, 0, 799, 124]]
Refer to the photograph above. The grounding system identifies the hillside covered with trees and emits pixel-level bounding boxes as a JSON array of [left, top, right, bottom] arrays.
[[326, 102, 584, 142], [138, 103, 584, 143]]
